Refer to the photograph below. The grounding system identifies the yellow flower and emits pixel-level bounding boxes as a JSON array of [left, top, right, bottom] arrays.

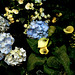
[[63, 26, 74, 33], [24, 24, 28, 28], [34, 11, 38, 15], [12, 9, 19, 14], [25, 3, 30, 10], [8, 14, 13, 18], [39, 8, 44, 13], [10, 20, 15, 23], [5, 7, 9, 12], [52, 17, 57, 23], [38, 16, 42, 20], [16, 19, 19, 22], [44, 15, 47, 19], [41, 12, 45, 17], [56, 12, 62, 17], [47, 14, 50, 18], [38, 38, 49, 48], [18, 0, 24, 4], [39, 47, 49, 55], [45, 20, 50, 23], [8, 17, 14, 21], [40, 2, 43, 5], [5, 7, 13, 13]]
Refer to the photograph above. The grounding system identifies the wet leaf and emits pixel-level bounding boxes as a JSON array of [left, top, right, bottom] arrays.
[[27, 38, 39, 54], [27, 53, 47, 72]]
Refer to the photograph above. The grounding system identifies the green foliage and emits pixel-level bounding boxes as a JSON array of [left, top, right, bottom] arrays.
[[19, 18, 25, 24], [47, 56, 61, 69], [19, 67, 26, 75], [44, 64, 59, 75], [53, 45, 72, 75], [68, 47, 75, 60], [0, 61, 8, 69], [47, 41, 52, 47], [27, 53, 47, 72], [26, 38, 39, 54]]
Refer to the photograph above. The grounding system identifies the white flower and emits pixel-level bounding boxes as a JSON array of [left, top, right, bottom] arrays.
[[12, 9, 19, 14], [18, 0, 24, 4], [41, 12, 45, 17], [25, 3, 34, 10], [4, 47, 26, 66], [39, 8, 44, 13], [35, 0, 42, 3]]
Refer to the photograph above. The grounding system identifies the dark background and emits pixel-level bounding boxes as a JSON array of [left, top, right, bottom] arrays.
[[0, 0, 75, 75]]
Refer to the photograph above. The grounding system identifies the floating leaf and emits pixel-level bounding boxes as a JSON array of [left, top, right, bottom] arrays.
[[27, 38, 39, 54], [27, 53, 47, 72], [47, 56, 61, 69], [44, 64, 59, 75], [53, 45, 72, 75], [68, 47, 75, 60]]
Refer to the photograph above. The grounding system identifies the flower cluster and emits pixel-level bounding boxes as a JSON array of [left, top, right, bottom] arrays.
[[25, 3, 34, 10], [4, 47, 26, 66], [31, 8, 50, 22], [0, 53, 4, 60], [0, 33, 14, 55], [26, 20, 49, 39], [4, 7, 19, 23], [0, 16, 10, 32]]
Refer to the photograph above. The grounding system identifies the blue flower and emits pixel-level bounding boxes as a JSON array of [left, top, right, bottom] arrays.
[[0, 53, 4, 60], [0, 33, 15, 54], [27, 20, 49, 39], [27, 29, 33, 36], [0, 15, 10, 32]]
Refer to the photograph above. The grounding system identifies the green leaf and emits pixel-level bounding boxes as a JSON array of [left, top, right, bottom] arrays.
[[53, 45, 72, 75], [19, 18, 25, 23], [0, 61, 8, 69], [47, 56, 61, 69], [19, 67, 26, 75], [68, 47, 75, 60], [27, 53, 47, 72], [44, 64, 59, 75], [60, 45, 67, 52], [47, 41, 52, 47], [27, 38, 39, 54]]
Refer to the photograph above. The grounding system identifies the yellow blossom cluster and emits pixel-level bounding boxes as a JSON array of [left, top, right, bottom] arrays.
[[23, 24, 30, 34], [51, 12, 62, 23], [31, 8, 50, 23], [69, 32, 75, 48], [4, 7, 19, 24]]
